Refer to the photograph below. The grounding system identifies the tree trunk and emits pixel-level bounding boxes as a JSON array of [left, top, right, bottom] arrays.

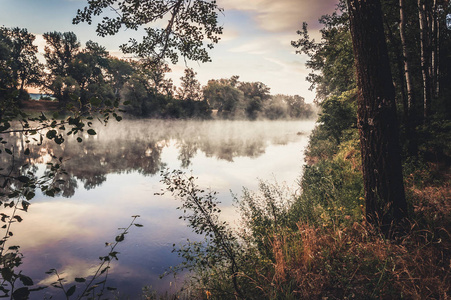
[[399, 0, 415, 114], [399, 0, 418, 155], [346, 0, 408, 232], [432, 0, 440, 99], [384, 18, 408, 119], [418, 0, 433, 119]]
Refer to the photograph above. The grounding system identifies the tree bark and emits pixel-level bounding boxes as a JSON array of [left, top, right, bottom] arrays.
[[384, 18, 408, 119], [418, 0, 433, 119], [346, 0, 408, 232], [399, 0, 415, 114], [399, 0, 418, 155], [432, 0, 440, 99]]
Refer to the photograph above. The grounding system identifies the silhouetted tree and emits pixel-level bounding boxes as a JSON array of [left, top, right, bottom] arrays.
[[177, 68, 202, 101], [0, 27, 42, 104]]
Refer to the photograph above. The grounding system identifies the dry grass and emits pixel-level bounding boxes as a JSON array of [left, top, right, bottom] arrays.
[[254, 210, 450, 299]]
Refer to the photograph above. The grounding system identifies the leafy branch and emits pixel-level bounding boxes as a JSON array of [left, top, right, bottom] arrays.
[[159, 170, 243, 298], [46, 215, 143, 299]]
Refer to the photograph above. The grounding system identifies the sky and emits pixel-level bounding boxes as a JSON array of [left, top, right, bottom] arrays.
[[0, 0, 340, 102]]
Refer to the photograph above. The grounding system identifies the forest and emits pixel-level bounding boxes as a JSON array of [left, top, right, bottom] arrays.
[[0, 0, 450, 299], [0, 29, 313, 120]]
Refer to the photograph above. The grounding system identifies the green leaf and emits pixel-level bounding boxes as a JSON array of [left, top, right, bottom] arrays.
[[19, 275, 34, 286], [12, 287, 30, 300], [54, 135, 64, 144], [66, 285, 76, 297], [21, 201, 30, 212], [87, 129, 96, 135], [45, 190, 55, 197], [1, 268, 13, 282], [5, 148, 12, 155], [134, 224, 144, 227], [46, 130, 57, 139], [115, 234, 125, 242], [17, 176, 30, 183], [24, 148, 30, 155], [25, 191, 35, 201], [75, 277, 86, 283], [77, 137, 83, 143], [90, 97, 102, 106]]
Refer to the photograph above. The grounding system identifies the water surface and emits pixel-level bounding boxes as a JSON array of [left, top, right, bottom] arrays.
[[2, 119, 316, 298]]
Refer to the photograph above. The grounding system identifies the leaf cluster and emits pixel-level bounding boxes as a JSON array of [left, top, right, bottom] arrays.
[[73, 0, 224, 63]]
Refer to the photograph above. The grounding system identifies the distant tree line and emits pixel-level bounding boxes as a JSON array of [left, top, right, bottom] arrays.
[[0, 27, 314, 120]]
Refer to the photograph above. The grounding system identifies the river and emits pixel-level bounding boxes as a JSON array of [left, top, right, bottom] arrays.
[[1, 119, 316, 298]]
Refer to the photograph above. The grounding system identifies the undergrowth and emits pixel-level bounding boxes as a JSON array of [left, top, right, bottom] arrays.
[[154, 93, 450, 299]]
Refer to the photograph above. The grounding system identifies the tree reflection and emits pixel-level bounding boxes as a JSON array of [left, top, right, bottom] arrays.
[[2, 120, 307, 196]]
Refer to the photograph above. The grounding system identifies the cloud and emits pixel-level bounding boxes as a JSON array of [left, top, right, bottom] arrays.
[[229, 38, 273, 55], [219, 0, 339, 32], [220, 28, 240, 42]]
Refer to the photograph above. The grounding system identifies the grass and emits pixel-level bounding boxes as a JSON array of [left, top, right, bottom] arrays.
[[154, 109, 450, 299]]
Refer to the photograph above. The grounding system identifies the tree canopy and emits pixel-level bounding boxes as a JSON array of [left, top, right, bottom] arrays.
[[73, 0, 224, 63]]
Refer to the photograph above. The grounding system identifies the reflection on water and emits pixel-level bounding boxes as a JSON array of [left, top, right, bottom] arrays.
[[1, 119, 315, 298]]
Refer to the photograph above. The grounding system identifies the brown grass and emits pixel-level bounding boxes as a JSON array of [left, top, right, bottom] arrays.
[[21, 99, 59, 112], [254, 206, 450, 299]]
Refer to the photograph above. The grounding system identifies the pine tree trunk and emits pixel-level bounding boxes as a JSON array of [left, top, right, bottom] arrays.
[[399, 0, 418, 155], [346, 0, 408, 232], [418, 0, 433, 119], [384, 19, 408, 119], [399, 0, 415, 113], [432, 0, 440, 98]]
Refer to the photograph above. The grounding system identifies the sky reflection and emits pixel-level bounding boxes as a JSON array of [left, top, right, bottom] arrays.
[[4, 119, 316, 298]]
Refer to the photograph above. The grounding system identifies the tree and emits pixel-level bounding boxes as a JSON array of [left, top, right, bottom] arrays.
[[285, 94, 313, 119], [0, 27, 42, 103], [292, 12, 355, 103], [68, 40, 114, 110], [0, 27, 17, 107], [73, 0, 223, 63], [418, 0, 433, 119], [346, 0, 408, 230], [399, 0, 415, 115], [43, 31, 81, 107], [177, 68, 202, 101], [43, 31, 80, 77], [203, 77, 245, 118], [105, 57, 134, 97]]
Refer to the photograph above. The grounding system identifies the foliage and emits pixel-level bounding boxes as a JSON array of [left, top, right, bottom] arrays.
[[177, 68, 202, 102], [295, 138, 364, 227], [73, 0, 223, 64], [202, 77, 245, 119], [0, 49, 132, 297], [158, 167, 449, 299], [317, 90, 356, 145], [305, 90, 357, 162], [202, 77, 314, 120], [45, 216, 143, 300], [43, 32, 119, 111], [0, 27, 42, 107], [292, 9, 355, 103]]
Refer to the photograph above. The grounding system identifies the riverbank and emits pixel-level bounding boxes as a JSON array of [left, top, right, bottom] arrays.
[[21, 99, 59, 112], [159, 99, 451, 298]]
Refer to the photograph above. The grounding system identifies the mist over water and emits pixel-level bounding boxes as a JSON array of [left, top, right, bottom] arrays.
[[3, 119, 316, 298]]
